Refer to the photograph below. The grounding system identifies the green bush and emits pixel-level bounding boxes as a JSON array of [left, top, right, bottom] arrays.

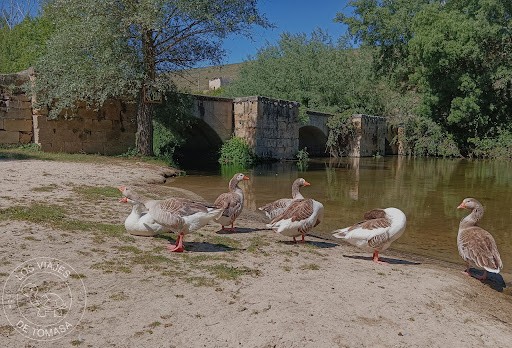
[[326, 110, 356, 158], [400, 117, 461, 157], [152, 93, 195, 165], [468, 130, 512, 160], [218, 137, 255, 166], [296, 147, 309, 171]]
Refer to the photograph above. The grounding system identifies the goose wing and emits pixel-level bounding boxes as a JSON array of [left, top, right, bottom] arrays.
[[214, 192, 243, 219], [458, 226, 503, 272]]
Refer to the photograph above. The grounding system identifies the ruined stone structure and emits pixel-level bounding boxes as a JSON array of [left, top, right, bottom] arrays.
[[233, 96, 300, 159], [0, 69, 137, 155], [33, 100, 137, 155], [349, 114, 387, 157], [0, 70, 33, 145], [1, 69, 398, 159]]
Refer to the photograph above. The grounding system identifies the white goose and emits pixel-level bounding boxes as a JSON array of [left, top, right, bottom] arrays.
[[266, 197, 324, 243], [332, 208, 406, 264], [119, 186, 223, 252], [457, 197, 502, 280], [258, 178, 310, 220], [213, 173, 249, 231], [119, 196, 169, 236]]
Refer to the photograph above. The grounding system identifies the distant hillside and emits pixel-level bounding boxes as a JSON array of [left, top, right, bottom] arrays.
[[170, 63, 245, 93]]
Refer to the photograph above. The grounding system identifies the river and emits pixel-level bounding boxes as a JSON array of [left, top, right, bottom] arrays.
[[171, 157, 512, 275]]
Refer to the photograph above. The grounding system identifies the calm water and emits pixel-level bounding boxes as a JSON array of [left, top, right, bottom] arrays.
[[171, 157, 512, 274]]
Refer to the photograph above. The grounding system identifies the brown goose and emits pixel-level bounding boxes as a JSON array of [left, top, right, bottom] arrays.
[[119, 186, 223, 252], [213, 173, 249, 231], [457, 198, 503, 280], [332, 208, 407, 264], [258, 178, 310, 220], [266, 197, 324, 243]]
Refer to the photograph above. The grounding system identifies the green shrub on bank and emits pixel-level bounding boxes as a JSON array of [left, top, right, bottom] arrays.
[[469, 130, 512, 160], [218, 137, 255, 166], [400, 117, 461, 158], [296, 147, 309, 171], [326, 110, 356, 158]]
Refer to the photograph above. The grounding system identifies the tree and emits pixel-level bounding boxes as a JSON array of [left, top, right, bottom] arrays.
[[0, 16, 53, 73], [222, 30, 385, 116], [33, 0, 270, 156], [338, 0, 512, 155], [1, 0, 40, 29]]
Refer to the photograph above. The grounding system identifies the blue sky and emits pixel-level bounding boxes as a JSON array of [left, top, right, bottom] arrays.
[[219, 0, 353, 65]]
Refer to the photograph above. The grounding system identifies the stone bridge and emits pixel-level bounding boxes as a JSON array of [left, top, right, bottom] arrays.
[[183, 95, 332, 161], [1, 69, 393, 159]]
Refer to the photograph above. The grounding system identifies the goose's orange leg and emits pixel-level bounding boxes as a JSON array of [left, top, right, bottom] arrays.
[[221, 223, 236, 232], [372, 250, 388, 265], [167, 232, 185, 252]]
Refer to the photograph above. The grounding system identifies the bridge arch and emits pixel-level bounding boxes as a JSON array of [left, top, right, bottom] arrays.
[[173, 118, 223, 166], [299, 125, 328, 157]]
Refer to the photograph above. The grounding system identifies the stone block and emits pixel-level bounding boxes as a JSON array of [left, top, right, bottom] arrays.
[[19, 131, 32, 144], [81, 142, 104, 154], [0, 130, 19, 143], [91, 119, 113, 130], [10, 94, 31, 102], [5, 107, 32, 119], [64, 141, 84, 153], [4, 119, 32, 132]]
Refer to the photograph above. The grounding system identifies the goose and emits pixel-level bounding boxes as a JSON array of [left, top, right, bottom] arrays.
[[119, 196, 169, 236], [266, 198, 324, 243], [213, 173, 250, 231], [332, 208, 407, 264], [456, 197, 502, 280], [258, 178, 310, 220], [119, 186, 223, 252]]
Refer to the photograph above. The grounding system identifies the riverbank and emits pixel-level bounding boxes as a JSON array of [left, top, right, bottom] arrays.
[[1, 158, 512, 347]]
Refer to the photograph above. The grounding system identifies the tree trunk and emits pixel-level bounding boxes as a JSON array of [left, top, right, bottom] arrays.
[[136, 29, 156, 156], [136, 93, 154, 156]]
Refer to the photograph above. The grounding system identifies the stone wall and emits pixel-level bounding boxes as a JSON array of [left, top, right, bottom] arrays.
[[234, 96, 300, 159], [0, 69, 33, 145], [0, 69, 137, 155], [349, 114, 387, 157], [34, 100, 137, 155], [191, 95, 233, 141]]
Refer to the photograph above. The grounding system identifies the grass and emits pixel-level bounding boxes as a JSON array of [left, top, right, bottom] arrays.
[[91, 260, 132, 274], [246, 236, 271, 254], [0, 203, 125, 238], [148, 321, 161, 329], [72, 185, 120, 200], [110, 292, 129, 301], [300, 263, 320, 271], [0, 144, 169, 167], [31, 183, 59, 192], [0, 204, 66, 224]]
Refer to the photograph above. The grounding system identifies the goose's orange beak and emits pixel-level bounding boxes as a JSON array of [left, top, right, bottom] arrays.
[[119, 197, 128, 203], [457, 202, 466, 209], [243, 176, 250, 180], [304, 181, 311, 186], [118, 185, 126, 192]]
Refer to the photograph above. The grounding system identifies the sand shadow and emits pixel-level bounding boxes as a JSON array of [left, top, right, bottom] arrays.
[[467, 268, 507, 292], [185, 242, 238, 253], [277, 240, 338, 249], [155, 234, 238, 253], [215, 227, 266, 235], [343, 254, 421, 265]]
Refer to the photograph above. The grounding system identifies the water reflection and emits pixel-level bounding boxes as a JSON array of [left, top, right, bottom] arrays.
[[174, 157, 512, 274]]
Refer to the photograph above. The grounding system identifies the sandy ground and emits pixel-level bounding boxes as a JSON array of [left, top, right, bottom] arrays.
[[1, 158, 512, 348]]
